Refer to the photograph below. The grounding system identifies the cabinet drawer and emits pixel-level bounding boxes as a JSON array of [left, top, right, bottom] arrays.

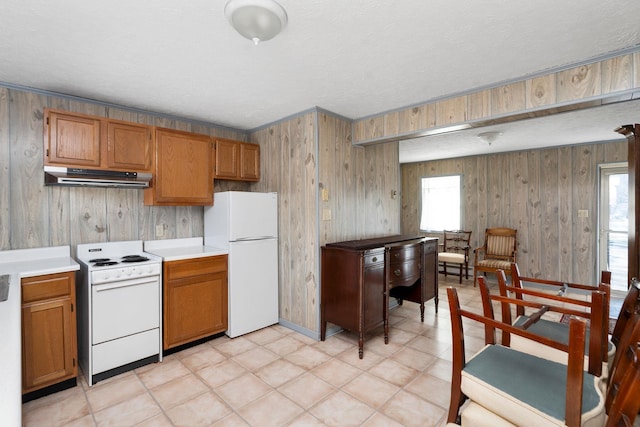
[[22, 272, 73, 304], [364, 251, 384, 266], [389, 244, 420, 262], [165, 255, 227, 280], [388, 260, 421, 287]]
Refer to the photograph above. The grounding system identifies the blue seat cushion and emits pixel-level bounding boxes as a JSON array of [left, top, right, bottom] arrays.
[[461, 345, 604, 426]]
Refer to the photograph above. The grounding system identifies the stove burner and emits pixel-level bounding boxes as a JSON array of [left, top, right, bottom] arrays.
[[89, 258, 111, 263], [121, 255, 149, 263], [93, 261, 118, 267]]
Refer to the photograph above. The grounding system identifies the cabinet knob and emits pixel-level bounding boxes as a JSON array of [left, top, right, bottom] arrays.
[[394, 252, 400, 258], [372, 257, 378, 262], [394, 269, 401, 276]]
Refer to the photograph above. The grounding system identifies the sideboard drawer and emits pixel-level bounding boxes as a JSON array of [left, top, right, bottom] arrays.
[[364, 250, 385, 266], [388, 260, 421, 288], [389, 244, 420, 262]]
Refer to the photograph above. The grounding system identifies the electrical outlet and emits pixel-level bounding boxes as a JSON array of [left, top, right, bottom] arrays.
[[322, 208, 331, 221], [155, 224, 164, 237], [578, 209, 588, 218]]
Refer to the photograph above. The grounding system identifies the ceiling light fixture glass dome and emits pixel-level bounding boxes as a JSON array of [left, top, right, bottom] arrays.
[[225, 0, 288, 45]]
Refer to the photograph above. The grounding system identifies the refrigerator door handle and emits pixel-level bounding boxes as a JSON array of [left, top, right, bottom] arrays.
[[234, 236, 276, 242]]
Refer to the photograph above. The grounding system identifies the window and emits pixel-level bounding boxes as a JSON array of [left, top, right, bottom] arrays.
[[598, 163, 628, 293], [420, 175, 461, 231]]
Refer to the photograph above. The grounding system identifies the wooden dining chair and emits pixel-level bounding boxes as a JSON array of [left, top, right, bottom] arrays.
[[438, 230, 472, 283], [447, 280, 640, 426], [493, 269, 610, 377]]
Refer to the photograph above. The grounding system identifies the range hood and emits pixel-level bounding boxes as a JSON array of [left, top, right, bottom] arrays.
[[44, 166, 152, 188]]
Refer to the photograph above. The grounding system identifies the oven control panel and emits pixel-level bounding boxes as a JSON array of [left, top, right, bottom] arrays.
[[91, 263, 161, 285]]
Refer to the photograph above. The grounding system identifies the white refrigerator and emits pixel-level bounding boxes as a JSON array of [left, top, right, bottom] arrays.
[[204, 191, 279, 338]]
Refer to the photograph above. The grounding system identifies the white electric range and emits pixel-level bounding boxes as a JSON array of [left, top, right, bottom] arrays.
[[75, 240, 162, 386]]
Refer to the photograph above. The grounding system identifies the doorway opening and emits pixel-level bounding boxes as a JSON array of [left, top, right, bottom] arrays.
[[598, 162, 628, 295]]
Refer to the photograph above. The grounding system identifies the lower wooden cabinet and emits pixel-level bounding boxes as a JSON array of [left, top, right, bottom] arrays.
[[163, 255, 228, 350], [21, 272, 77, 394]]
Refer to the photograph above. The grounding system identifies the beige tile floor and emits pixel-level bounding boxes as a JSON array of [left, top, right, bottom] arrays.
[[22, 276, 491, 427]]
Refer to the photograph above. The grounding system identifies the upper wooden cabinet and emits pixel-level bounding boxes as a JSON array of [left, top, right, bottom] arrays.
[[45, 110, 102, 167], [44, 108, 153, 172], [144, 128, 214, 206], [107, 121, 153, 171], [214, 138, 260, 182]]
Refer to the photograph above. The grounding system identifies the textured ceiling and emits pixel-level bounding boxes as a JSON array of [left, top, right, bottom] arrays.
[[0, 1, 639, 161]]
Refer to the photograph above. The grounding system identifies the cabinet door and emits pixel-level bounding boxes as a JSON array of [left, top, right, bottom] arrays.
[[164, 271, 228, 349], [422, 240, 438, 301], [214, 139, 239, 179], [363, 262, 385, 331], [145, 128, 213, 206], [22, 297, 76, 393], [45, 110, 102, 167], [239, 143, 260, 181], [107, 121, 153, 172]]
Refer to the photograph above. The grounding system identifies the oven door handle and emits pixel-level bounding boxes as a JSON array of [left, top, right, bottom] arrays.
[[93, 277, 158, 292]]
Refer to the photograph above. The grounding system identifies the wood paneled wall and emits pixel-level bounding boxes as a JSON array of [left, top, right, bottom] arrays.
[[401, 141, 627, 283], [354, 51, 640, 145], [250, 109, 400, 335], [0, 87, 247, 252]]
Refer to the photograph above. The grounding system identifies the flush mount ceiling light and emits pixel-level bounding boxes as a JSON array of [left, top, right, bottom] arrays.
[[478, 131, 503, 146], [225, 0, 288, 45]]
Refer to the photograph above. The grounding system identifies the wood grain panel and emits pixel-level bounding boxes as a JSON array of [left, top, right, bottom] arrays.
[[384, 111, 399, 137], [303, 113, 317, 330], [69, 188, 107, 246], [9, 91, 48, 248], [491, 82, 526, 116], [540, 150, 560, 278], [436, 96, 467, 126], [526, 75, 556, 108], [601, 54, 633, 94], [572, 145, 596, 281], [353, 120, 366, 144], [558, 147, 573, 281], [525, 151, 542, 276], [467, 90, 491, 120], [106, 189, 137, 241], [365, 115, 384, 140], [557, 63, 602, 103], [510, 151, 530, 271]]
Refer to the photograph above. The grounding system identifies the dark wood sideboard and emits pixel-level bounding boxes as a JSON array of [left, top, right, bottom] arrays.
[[320, 235, 438, 358]]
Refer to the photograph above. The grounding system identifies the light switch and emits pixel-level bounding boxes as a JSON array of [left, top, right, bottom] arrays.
[[321, 188, 329, 201], [156, 225, 164, 236]]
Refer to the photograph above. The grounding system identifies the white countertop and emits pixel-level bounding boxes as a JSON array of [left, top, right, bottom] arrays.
[[144, 237, 227, 262], [0, 246, 79, 427]]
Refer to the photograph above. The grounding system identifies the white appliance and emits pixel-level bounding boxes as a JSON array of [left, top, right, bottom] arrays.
[[204, 191, 278, 338], [76, 240, 162, 386]]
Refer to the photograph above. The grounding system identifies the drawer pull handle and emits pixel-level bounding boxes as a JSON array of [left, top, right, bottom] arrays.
[[394, 269, 401, 276], [372, 257, 378, 262]]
